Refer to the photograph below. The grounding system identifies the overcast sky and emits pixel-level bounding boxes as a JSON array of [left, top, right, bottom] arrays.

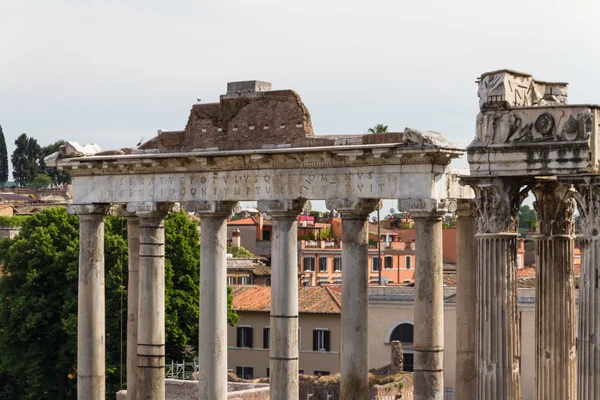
[[2, 0, 600, 204]]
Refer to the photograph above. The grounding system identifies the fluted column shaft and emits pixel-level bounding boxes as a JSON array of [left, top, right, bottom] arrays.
[[476, 233, 520, 399], [455, 200, 477, 399], [126, 216, 140, 400], [327, 198, 380, 400], [73, 204, 109, 400], [468, 177, 526, 400], [258, 200, 310, 400], [577, 236, 600, 399], [532, 183, 576, 400], [189, 201, 239, 400], [568, 178, 600, 399]]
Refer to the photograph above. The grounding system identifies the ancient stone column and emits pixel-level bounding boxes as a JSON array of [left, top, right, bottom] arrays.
[[470, 178, 526, 400], [532, 182, 576, 400], [455, 199, 477, 399], [128, 202, 178, 400], [258, 199, 310, 400], [570, 177, 600, 399], [126, 215, 140, 400], [69, 204, 110, 400], [326, 198, 380, 400], [400, 199, 446, 400], [188, 201, 240, 400]]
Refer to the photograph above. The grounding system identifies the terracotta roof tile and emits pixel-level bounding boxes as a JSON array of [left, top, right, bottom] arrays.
[[231, 285, 341, 314]]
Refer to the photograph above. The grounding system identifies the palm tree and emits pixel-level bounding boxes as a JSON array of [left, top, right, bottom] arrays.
[[367, 124, 388, 134]]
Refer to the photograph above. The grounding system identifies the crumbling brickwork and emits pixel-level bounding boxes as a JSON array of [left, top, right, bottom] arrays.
[[140, 81, 314, 152]]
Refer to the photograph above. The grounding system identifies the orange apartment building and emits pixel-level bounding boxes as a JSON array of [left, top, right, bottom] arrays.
[[299, 239, 417, 286], [226, 215, 526, 287]]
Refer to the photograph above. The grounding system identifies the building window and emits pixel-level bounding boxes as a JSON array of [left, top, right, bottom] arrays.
[[304, 257, 315, 272], [235, 366, 254, 380], [406, 256, 412, 270], [237, 276, 251, 285], [227, 276, 236, 285], [266, 368, 270, 377], [319, 257, 328, 272], [403, 353, 414, 372], [389, 323, 414, 372], [312, 329, 331, 352], [384, 256, 393, 269], [263, 327, 270, 349], [372, 256, 381, 272], [262, 230, 271, 241], [389, 323, 414, 344], [333, 257, 342, 272], [298, 328, 302, 351], [299, 370, 304, 374], [314, 370, 330, 376], [236, 326, 253, 348]]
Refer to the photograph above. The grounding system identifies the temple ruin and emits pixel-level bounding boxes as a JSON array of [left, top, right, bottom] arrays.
[[50, 70, 600, 400]]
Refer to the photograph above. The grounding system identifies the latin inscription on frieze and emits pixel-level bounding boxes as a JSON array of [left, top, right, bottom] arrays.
[[71, 165, 438, 203]]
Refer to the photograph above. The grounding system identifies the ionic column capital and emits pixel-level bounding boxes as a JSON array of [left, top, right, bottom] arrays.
[[67, 203, 111, 218], [185, 200, 240, 217], [126, 201, 180, 218], [532, 182, 575, 238], [326, 198, 381, 217], [257, 199, 311, 218], [398, 197, 448, 219], [455, 199, 477, 219]]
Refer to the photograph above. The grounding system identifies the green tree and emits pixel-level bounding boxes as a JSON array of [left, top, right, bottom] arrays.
[[39, 140, 71, 185], [30, 174, 53, 189], [0, 126, 8, 184], [519, 205, 537, 231], [11, 134, 41, 187], [0, 208, 238, 399], [367, 124, 388, 134], [227, 244, 254, 258]]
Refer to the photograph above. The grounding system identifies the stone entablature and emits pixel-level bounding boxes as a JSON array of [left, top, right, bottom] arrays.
[[53, 137, 467, 207], [469, 70, 600, 178]]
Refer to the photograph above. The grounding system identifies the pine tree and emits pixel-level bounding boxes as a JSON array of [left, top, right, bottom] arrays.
[[11, 133, 41, 186], [0, 126, 8, 184]]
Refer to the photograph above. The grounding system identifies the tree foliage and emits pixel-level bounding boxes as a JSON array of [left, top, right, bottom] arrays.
[[11, 134, 41, 187], [30, 174, 53, 189], [39, 140, 71, 185], [0, 126, 8, 184], [227, 244, 254, 258], [367, 124, 388, 134], [519, 205, 537, 231], [0, 208, 238, 399]]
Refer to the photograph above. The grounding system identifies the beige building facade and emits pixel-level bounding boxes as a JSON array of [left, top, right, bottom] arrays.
[[227, 286, 341, 379]]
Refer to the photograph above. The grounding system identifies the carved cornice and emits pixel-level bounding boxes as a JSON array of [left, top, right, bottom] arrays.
[[325, 198, 382, 217], [184, 201, 240, 216], [532, 183, 575, 237], [126, 201, 180, 217], [67, 203, 111, 216], [472, 178, 529, 234], [58, 145, 464, 177], [257, 199, 311, 217]]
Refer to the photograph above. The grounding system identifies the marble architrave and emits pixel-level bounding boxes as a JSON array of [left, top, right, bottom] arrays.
[[468, 106, 600, 177], [70, 164, 450, 204]]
